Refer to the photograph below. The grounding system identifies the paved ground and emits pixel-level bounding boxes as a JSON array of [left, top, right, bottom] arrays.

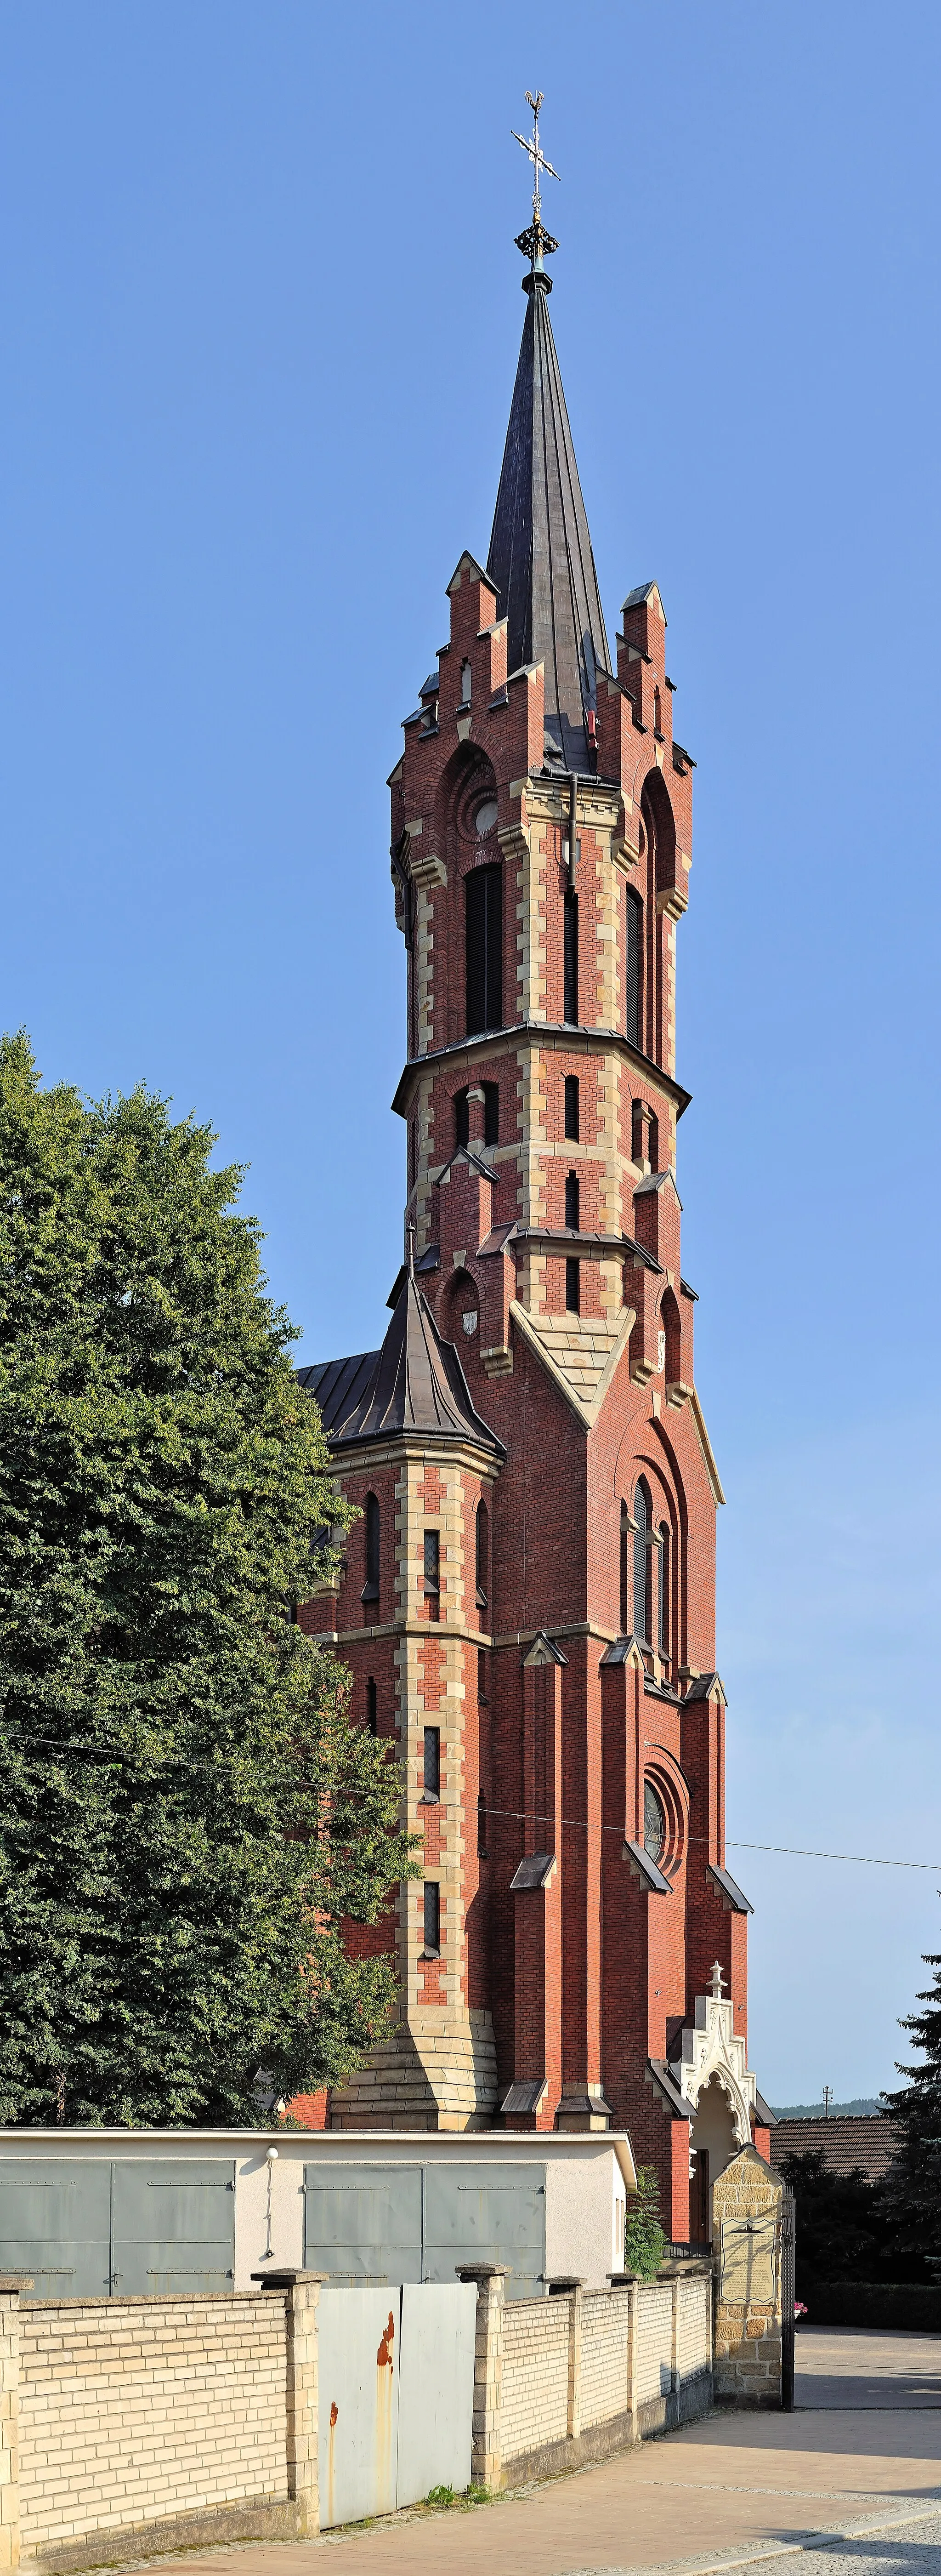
[[133, 2328, 941, 2576]]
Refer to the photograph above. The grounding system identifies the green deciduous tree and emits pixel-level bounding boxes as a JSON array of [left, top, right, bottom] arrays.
[[623, 2166, 666, 2281], [0, 1033, 413, 2127]]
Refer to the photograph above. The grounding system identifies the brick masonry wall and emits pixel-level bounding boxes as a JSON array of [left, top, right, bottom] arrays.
[[500, 2297, 570, 2459], [18, 2296, 288, 2553], [578, 2291, 630, 2427]]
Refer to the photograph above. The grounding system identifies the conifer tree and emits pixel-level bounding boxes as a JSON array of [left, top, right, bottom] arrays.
[[883, 1949, 941, 2262], [0, 1033, 413, 2126]]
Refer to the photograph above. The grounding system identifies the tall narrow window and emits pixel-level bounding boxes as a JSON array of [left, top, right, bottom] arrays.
[[564, 889, 578, 1024], [566, 1257, 580, 1315], [475, 1500, 489, 1610], [366, 1676, 377, 1738], [654, 684, 663, 736], [423, 1724, 440, 1799], [633, 1478, 651, 1642], [477, 1647, 488, 1704], [423, 1881, 440, 1955], [565, 1170, 579, 1231], [564, 1075, 579, 1141], [631, 1099, 644, 1164], [477, 1794, 488, 1858], [460, 657, 472, 704], [648, 1112, 659, 1173], [424, 1527, 440, 1621], [363, 1493, 380, 1608], [454, 1088, 470, 1148], [620, 1500, 630, 1636], [625, 890, 641, 1049], [483, 1082, 499, 1145], [658, 1522, 670, 1658], [466, 864, 503, 1034]]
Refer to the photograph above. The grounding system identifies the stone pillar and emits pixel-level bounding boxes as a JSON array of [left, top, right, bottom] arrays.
[[253, 2268, 323, 2535], [0, 2284, 24, 2573], [457, 2265, 505, 2491], [608, 2273, 639, 2442], [711, 2149, 782, 2408]]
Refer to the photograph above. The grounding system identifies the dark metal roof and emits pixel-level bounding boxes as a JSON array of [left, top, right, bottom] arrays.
[[707, 1862, 754, 1916], [486, 273, 611, 772], [298, 1271, 504, 1459]]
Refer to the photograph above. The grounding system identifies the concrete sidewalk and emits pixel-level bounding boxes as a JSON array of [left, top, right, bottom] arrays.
[[129, 2328, 941, 2576]]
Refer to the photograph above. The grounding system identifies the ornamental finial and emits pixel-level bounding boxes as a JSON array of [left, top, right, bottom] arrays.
[[710, 1960, 727, 2000], [511, 88, 561, 273]]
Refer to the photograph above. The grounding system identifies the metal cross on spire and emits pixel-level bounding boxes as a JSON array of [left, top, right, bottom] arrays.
[[511, 89, 560, 269]]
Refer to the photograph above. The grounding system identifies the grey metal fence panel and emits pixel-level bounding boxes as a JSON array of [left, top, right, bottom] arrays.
[[0, 2158, 111, 2299], [318, 2285, 401, 2528], [111, 2161, 235, 2294], [422, 2161, 545, 2296], [303, 2164, 422, 2284], [395, 2282, 476, 2506]]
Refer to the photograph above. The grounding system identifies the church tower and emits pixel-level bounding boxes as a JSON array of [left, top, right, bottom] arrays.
[[300, 120, 770, 2240]]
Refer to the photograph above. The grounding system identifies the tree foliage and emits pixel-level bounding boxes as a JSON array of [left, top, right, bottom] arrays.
[[0, 1033, 413, 2126], [882, 1946, 941, 2271], [623, 2166, 666, 2281]]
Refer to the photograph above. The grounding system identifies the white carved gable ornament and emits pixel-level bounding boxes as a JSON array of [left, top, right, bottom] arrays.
[[678, 1963, 757, 2146]]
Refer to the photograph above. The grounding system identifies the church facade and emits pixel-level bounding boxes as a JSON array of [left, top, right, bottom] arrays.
[[299, 207, 770, 2241]]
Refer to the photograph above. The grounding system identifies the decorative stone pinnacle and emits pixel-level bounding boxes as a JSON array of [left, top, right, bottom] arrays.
[[710, 1960, 727, 1999]]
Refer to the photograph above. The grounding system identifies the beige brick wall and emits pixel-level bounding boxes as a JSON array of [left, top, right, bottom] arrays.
[[500, 2297, 569, 2458], [634, 2283, 674, 2408], [578, 2291, 630, 2428], [19, 2297, 288, 2553]]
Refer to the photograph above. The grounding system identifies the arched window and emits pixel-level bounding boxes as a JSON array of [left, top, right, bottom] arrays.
[[454, 1088, 470, 1149], [625, 889, 641, 1049], [564, 889, 578, 1023], [661, 1289, 681, 1385], [366, 1676, 378, 1738], [363, 1493, 380, 1609], [475, 1500, 489, 1612], [654, 684, 662, 737], [644, 1779, 666, 1862], [633, 1478, 652, 1642], [620, 1500, 630, 1636], [466, 864, 503, 1034], [460, 657, 472, 705], [565, 1170, 579, 1232], [564, 1075, 579, 1140], [658, 1523, 670, 1658]]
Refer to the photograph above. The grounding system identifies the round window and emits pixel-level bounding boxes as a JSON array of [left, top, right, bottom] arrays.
[[475, 798, 498, 837], [644, 1781, 665, 1864]]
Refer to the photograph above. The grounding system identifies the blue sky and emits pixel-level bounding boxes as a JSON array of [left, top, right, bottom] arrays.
[[2, 1, 940, 2104]]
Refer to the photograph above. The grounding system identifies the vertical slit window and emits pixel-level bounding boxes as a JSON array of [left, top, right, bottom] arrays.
[[625, 891, 641, 1049], [362, 1493, 380, 1607], [633, 1481, 651, 1642], [423, 1881, 440, 1955], [564, 889, 578, 1024], [454, 1089, 470, 1149], [466, 864, 503, 1035], [423, 1724, 440, 1800], [658, 1523, 670, 1657], [564, 1075, 579, 1140], [366, 1676, 377, 1738], [565, 1170, 579, 1232], [566, 1257, 580, 1315], [477, 1647, 488, 1704], [620, 1501, 629, 1637], [424, 1527, 440, 1620], [475, 1501, 488, 1609], [477, 1794, 488, 1858], [483, 1082, 499, 1145]]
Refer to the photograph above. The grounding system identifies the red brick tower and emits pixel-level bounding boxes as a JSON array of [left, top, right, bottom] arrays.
[[300, 187, 770, 2238]]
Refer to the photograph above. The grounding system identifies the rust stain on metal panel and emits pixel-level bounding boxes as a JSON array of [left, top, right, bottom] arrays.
[[375, 2309, 396, 2513], [327, 2404, 338, 2529]]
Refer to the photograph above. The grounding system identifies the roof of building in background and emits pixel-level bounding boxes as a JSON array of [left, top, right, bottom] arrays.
[[486, 264, 611, 773], [770, 2115, 901, 2183]]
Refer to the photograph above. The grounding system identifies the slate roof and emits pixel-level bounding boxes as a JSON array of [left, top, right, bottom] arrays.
[[297, 1269, 504, 1458], [486, 267, 611, 772]]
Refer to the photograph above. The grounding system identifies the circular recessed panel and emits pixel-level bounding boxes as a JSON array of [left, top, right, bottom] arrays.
[[475, 798, 498, 837], [644, 1781, 666, 1864]]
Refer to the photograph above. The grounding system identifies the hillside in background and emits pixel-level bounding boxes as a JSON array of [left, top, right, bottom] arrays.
[[771, 2098, 883, 2118]]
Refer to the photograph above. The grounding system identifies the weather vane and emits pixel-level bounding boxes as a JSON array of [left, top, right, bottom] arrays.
[[511, 89, 560, 268]]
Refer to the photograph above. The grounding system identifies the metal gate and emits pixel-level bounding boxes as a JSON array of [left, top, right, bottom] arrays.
[[780, 2183, 795, 2412], [304, 2160, 545, 2298], [0, 2159, 235, 2297], [317, 2280, 476, 2528]]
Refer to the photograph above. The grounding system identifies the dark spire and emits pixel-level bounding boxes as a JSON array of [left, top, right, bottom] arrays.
[[487, 122, 610, 771], [300, 1270, 504, 1458]]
